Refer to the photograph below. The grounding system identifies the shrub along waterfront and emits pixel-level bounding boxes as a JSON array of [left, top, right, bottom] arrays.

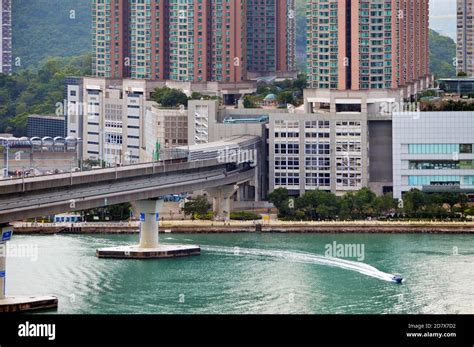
[[268, 188, 472, 221]]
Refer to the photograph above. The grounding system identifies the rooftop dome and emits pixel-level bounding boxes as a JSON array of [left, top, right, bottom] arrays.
[[264, 93, 277, 101]]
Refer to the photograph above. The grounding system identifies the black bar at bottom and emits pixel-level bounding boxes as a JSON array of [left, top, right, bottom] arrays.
[[0, 314, 472, 345]]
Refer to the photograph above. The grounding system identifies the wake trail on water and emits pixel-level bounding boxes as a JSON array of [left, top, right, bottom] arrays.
[[201, 245, 395, 282]]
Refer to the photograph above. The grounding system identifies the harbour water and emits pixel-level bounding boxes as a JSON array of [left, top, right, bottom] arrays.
[[6, 233, 474, 314]]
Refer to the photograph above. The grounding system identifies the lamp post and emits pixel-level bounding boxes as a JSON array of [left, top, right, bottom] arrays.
[[22, 166, 25, 192], [76, 138, 82, 171], [4, 141, 10, 178], [114, 155, 118, 179]]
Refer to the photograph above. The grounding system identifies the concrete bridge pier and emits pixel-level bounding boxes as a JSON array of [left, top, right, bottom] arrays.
[[96, 199, 200, 259], [0, 245, 5, 300], [0, 224, 58, 312], [208, 185, 238, 221], [137, 199, 163, 248]]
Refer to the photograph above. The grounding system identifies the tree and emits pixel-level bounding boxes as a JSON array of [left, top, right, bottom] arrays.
[[374, 193, 398, 217], [458, 194, 469, 217], [268, 188, 289, 210], [81, 203, 131, 221], [441, 192, 462, 213], [275, 79, 293, 90], [257, 83, 272, 95], [353, 188, 377, 218], [338, 197, 352, 220], [182, 196, 212, 218], [0, 54, 92, 135], [190, 92, 210, 100], [277, 91, 295, 105], [268, 185, 467, 221], [444, 193, 469, 217], [457, 71, 468, 77], [107, 203, 132, 220], [418, 89, 438, 99], [151, 87, 188, 107], [316, 205, 332, 220], [293, 74, 308, 91], [294, 190, 339, 220], [243, 95, 258, 108], [83, 158, 104, 168], [402, 189, 429, 217], [230, 211, 262, 221]]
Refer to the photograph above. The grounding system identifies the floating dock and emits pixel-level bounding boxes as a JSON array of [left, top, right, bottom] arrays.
[[96, 244, 201, 259], [0, 295, 58, 313]]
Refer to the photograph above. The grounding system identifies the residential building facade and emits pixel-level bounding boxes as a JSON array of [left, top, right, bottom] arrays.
[[1, 0, 11, 74], [92, 0, 249, 83], [306, 0, 431, 94], [246, 0, 297, 79], [92, 0, 295, 82], [457, 0, 474, 76]]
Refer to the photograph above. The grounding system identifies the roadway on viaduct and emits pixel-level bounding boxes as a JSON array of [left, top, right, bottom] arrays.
[[0, 159, 255, 224]]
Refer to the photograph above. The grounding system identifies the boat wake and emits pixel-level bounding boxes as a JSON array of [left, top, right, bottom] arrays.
[[201, 245, 396, 282]]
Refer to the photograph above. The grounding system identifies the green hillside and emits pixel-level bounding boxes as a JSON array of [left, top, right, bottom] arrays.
[[0, 55, 92, 136], [295, 1, 306, 53], [12, 0, 91, 70], [429, 29, 457, 78]]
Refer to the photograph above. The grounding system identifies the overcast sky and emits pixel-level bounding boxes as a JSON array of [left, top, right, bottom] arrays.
[[430, 0, 457, 38], [430, 0, 456, 17]]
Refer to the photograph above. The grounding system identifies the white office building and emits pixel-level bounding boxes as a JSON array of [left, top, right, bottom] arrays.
[[66, 77, 258, 166], [65, 77, 158, 165], [268, 114, 368, 196], [187, 100, 369, 197], [143, 105, 188, 162], [393, 112, 474, 199]]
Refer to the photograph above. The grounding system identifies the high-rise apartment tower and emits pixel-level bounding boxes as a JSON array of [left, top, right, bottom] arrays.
[[246, 0, 296, 78], [0, 0, 11, 74], [92, 0, 248, 82], [306, 0, 430, 91], [92, 0, 296, 82], [457, 0, 474, 76]]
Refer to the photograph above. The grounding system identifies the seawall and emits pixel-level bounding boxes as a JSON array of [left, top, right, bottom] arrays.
[[11, 221, 474, 234]]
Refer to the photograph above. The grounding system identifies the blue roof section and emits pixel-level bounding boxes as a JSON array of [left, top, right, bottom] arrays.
[[256, 76, 276, 83], [223, 116, 269, 124], [437, 78, 474, 82]]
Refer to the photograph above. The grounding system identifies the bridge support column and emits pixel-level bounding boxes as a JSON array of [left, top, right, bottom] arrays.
[[0, 225, 58, 312], [97, 199, 200, 259], [137, 199, 163, 248], [0, 244, 5, 300], [207, 185, 238, 221]]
